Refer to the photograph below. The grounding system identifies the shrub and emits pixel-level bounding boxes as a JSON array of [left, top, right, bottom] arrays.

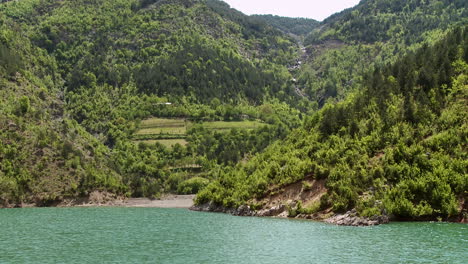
[[302, 181, 312, 191], [17, 96, 30, 115], [298, 201, 320, 214], [177, 177, 210, 194]]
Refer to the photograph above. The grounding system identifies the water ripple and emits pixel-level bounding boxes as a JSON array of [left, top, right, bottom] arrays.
[[0, 208, 466, 263]]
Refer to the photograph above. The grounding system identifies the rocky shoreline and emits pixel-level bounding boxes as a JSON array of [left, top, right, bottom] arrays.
[[324, 209, 389, 226], [190, 203, 390, 226]]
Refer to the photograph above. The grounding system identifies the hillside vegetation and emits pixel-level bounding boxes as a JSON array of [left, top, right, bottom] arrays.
[[197, 27, 468, 221], [0, 0, 466, 221], [0, 0, 303, 205], [0, 23, 125, 206], [297, 0, 468, 105], [252, 15, 319, 37], [1, 0, 299, 103]]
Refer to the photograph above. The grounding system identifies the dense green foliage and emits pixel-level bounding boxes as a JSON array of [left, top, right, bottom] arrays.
[[311, 0, 467, 44], [1, 0, 298, 104], [197, 27, 468, 220], [298, 0, 468, 104], [0, 0, 303, 204], [0, 0, 466, 222], [252, 15, 319, 37], [0, 24, 126, 206]]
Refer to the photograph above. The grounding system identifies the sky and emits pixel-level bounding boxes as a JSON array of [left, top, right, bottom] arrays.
[[221, 0, 361, 21]]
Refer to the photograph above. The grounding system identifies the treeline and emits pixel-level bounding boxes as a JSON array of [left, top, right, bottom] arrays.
[[252, 15, 319, 37], [298, 0, 467, 105], [205, 0, 281, 40], [308, 0, 467, 44], [1, 0, 297, 104], [197, 27, 468, 220], [133, 34, 291, 102]]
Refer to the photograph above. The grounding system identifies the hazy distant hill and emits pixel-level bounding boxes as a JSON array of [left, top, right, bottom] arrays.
[[252, 15, 319, 37]]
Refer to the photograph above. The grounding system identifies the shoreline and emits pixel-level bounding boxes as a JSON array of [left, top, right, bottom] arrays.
[[7, 195, 466, 225], [5, 194, 196, 209], [65, 193, 196, 208], [190, 203, 467, 226], [121, 195, 195, 208]]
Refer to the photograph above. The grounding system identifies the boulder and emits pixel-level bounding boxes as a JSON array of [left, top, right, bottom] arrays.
[[325, 209, 389, 226], [256, 204, 286, 217]]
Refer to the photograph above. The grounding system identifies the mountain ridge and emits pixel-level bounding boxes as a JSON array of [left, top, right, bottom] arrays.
[[0, 0, 466, 222]]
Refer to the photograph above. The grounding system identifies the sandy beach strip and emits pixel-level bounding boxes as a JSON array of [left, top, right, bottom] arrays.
[[122, 195, 195, 208]]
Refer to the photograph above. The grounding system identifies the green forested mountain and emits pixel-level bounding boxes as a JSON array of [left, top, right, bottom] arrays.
[[297, 0, 468, 106], [197, 27, 468, 221], [0, 0, 304, 206], [1, 0, 298, 103], [0, 0, 466, 223], [0, 23, 125, 206], [312, 0, 467, 44], [251, 15, 319, 37]]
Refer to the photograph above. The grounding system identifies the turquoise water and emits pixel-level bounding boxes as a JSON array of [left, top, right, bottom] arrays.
[[0, 208, 466, 263]]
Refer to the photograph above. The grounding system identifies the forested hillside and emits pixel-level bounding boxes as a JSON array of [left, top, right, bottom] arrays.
[[252, 15, 319, 37], [297, 0, 468, 106], [0, 0, 306, 206], [197, 27, 468, 221], [0, 22, 125, 206], [1, 0, 298, 103], [0, 0, 466, 221]]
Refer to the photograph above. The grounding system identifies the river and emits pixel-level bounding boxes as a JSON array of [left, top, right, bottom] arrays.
[[0, 207, 466, 263]]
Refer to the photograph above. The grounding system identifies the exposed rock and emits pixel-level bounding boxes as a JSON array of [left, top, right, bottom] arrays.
[[277, 211, 289, 218], [190, 202, 230, 213], [88, 191, 119, 205], [191, 203, 391, 226], [233, 205, 256, 216], [256, 204, 286, 217], [325, 209, 389, 226], [57, 191, 125, 207]]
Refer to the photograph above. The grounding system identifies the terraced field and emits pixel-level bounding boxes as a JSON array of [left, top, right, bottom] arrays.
[[136, 139, 188, 148], [133, 118, 266, 148], [202, 121, 262, 131], [139, 118, 188, 129]]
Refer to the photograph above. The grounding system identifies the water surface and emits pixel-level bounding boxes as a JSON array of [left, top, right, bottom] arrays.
[[0, 207, 466, 263]]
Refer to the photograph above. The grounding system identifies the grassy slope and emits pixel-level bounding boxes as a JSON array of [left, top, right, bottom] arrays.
[[133, 117, 266, 144]]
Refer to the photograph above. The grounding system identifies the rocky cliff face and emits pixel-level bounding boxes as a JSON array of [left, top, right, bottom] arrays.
[[191, 177, 390, 226]]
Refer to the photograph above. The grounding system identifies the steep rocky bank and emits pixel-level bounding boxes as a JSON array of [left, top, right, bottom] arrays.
[[190, 203, 390, 226], [191, 177, 389, 226]]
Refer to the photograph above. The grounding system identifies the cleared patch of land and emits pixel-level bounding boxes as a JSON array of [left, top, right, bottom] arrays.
[[133, 118, 266, 147], [202, 120, 263, 131], [135, 139, 188, 147], [135, 127, 187, 135], [140, 118, 187, 128]]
